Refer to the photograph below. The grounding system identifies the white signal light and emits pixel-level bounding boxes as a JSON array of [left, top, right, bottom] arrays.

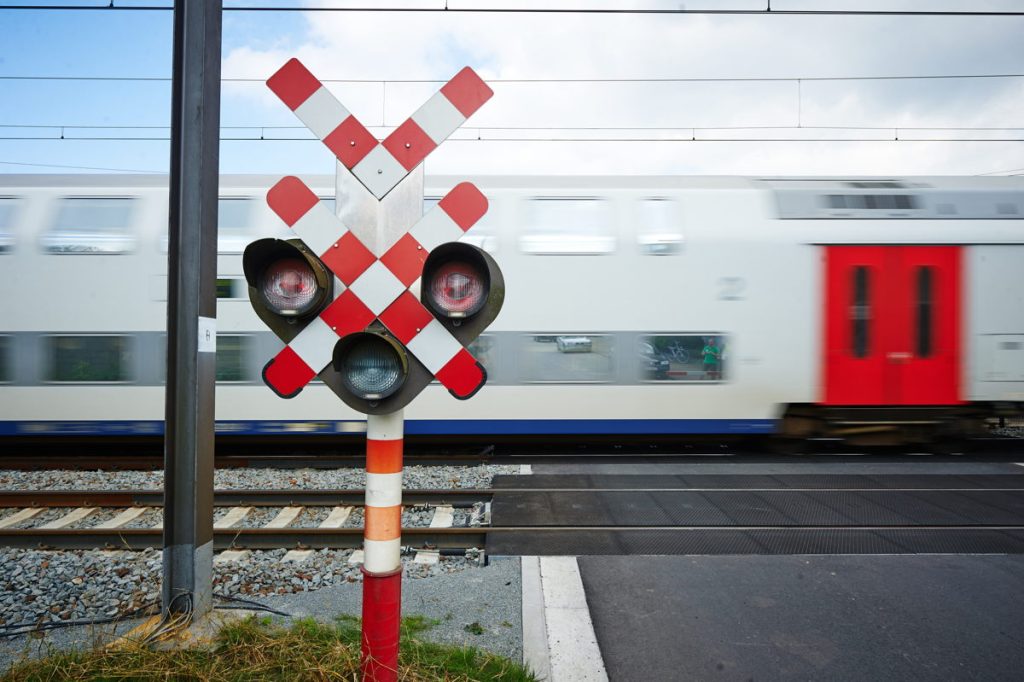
[[260, 258, 318, 316], [427, 261, 485, 318], [335, 333, 408, 401]]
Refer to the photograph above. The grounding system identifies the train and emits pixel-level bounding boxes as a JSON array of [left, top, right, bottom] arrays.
[[1, 173, 1022, 446]]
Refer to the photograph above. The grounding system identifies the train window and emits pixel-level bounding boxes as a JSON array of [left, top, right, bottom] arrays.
[[824, 195, 918, 211], [639, 334, 728, 382], [916, 267, 934, 358], [0, 198, 17, 254], [42, 197, 136, 254], [0, 336, 10, 382], [45, 335, 133, 382], [637, 198, 682, 255], [521, 198, 614, 255], [216, 277, 245, 299], [427, 335, 497, 385], [216, 335, 254, 382], [851, 267, 871, 358], [519, 334, 615, 382], [468, 335, 497, 374], [424, 196, 498, 253], [218, 198, 254, 254]]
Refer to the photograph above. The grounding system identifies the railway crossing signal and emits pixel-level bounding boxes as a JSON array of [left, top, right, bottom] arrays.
[[245, 57, 501, 682], [243, 175, 502, 413]]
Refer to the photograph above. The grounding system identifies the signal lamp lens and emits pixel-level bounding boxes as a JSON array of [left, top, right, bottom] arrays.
[[427, 261, 485, 318], [260, 258, 318, 316], [337, 334, 407, 401]]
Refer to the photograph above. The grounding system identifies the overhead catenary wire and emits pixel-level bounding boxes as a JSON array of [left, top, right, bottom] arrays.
[[3, 136, 1021, 142], [0, 159, 164, 173], [3, 2, 1024, 16], [2, 124, 1022, 143], [3, 73, 1024, 84]]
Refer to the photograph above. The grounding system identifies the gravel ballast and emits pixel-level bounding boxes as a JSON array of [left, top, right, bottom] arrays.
[[0, 555, 523, 674], [0, 463, 518, 492], [0, 464, 519, 638], [0, 547, 489, 632]]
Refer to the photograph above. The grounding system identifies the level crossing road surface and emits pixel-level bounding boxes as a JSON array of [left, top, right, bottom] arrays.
[[505, 456, 1024, 681]]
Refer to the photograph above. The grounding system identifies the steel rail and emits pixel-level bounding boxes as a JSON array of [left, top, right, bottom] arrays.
[[0, 489, 492, 508], [0, 527, 488, 551], [3, 476, 1024, 510], [2, 525, 1023, 552]]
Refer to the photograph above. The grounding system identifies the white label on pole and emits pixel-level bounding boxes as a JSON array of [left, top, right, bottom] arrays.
[[198, 316, 216, 353]]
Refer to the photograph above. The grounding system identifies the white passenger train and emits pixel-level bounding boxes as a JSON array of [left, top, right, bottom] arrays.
[[1, 173, 1022, 443]]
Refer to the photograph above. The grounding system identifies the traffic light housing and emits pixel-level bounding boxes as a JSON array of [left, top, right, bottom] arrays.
[[242, 238, 333, 344], [244, 235, 503, 413], [327, 241, 504, 413], [421, 242, 505, 347]]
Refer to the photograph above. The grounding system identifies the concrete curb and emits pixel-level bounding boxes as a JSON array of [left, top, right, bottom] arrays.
[[522, 555, 608, 682]]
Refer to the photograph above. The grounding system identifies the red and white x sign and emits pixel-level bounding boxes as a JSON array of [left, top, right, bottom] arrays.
[[267, 59, 493, 199], [261, 177, 488, 399]]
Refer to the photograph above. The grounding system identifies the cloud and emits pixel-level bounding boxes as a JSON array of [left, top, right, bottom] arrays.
[[218, 5, 1024, 176]]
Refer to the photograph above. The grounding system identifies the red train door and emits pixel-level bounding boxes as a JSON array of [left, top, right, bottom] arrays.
[[823, 246, 962, 405]]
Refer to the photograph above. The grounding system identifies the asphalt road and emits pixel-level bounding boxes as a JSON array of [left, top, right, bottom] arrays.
[[580, 554, 1024, 682]]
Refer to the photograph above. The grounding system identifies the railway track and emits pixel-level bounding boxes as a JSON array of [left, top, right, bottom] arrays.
[[0, 489, 491, 508], [5, 472, 1024, 554], [0, 489, 493, 551]]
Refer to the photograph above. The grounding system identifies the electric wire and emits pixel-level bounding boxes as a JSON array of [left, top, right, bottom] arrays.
[[3, 73, 1024, 84], [2, 3, 1024, 16], [2, 134, 1020, 142], [214, 593, 293, 617], [0, 159, 164, 173], [0, 602, 161, 640]]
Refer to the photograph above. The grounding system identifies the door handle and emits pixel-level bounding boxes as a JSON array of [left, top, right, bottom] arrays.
[[886, 351, 912, 363]]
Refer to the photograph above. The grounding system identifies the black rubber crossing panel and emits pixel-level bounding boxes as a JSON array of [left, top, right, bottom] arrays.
[[490, 489, 1024, 527], [490, 474, 1024, 490], [485, 528, 1024, 556]]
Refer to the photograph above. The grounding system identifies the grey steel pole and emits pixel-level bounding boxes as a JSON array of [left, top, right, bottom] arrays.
[[164, 0, 221, 619]]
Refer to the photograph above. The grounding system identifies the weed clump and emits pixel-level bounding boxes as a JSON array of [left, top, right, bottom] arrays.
[[2, 615, 536, 681]]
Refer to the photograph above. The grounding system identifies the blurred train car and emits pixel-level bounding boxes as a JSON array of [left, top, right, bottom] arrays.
[[1, 173, 1022, 445]]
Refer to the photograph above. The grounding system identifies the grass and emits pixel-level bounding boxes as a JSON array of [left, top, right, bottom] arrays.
[[2, 615, 537, 682]]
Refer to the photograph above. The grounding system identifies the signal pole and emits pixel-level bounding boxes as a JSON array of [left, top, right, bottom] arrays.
[[164, 0, 221, 620], [251, 58, 500, 681]]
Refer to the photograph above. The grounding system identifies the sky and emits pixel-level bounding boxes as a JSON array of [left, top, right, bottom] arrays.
[[1, 0, 1023, 178]]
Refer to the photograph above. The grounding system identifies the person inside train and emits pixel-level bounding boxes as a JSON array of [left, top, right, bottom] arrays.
[[702, 337, 721, 380]]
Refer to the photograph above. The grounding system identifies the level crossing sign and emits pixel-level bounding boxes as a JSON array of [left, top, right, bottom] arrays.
[[262, 175, 489, 398], [267, 59, 493, 199], [244, 59, 503, 414], [243, 58, 503, 682]]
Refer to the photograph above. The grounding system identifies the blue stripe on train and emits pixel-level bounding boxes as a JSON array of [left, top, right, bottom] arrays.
[[0, 419, 777, 436]]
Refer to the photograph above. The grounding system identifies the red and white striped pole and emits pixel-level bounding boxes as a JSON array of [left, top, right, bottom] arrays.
[[361, 410, 404, 682]]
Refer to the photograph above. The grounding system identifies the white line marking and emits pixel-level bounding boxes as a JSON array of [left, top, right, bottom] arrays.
[[40, 507, 96, 530], [540, 556, 609, 682], [429, 505, 455, 528], [519, 464, 533, 475], [94, 507, 149, 529], [263, 506, 303, 529], [414, 549, 440, 564], [0, 508, 44, 529], [521, 556, 552, 682], [214, 507, 252, 529], [283, 549, 315, 563], [213, 549, 250, 565], [319, 506, 353, 529]]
